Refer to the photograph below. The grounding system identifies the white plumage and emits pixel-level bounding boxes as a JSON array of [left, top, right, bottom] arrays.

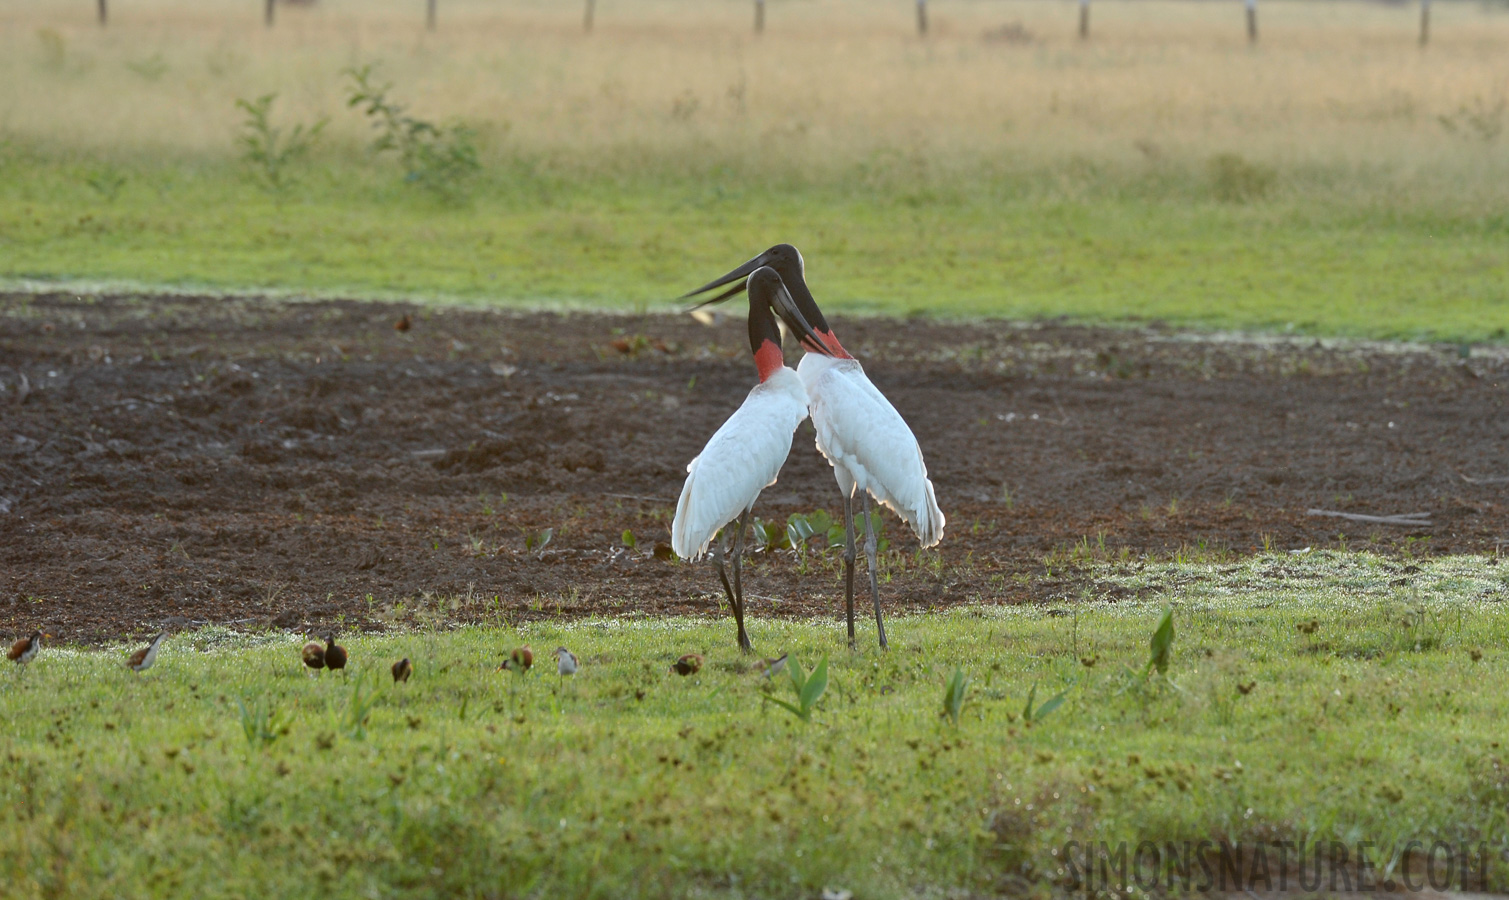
[[798, 354, 944, 548], [672, 368, 810, 560]]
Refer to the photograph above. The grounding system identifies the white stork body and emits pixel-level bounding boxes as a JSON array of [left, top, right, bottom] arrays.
[[672, 368, 810, 561], [797, 354, 943, 549]]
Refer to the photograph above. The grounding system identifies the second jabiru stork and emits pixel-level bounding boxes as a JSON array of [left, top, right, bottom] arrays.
[[682, 244, 944, 650]]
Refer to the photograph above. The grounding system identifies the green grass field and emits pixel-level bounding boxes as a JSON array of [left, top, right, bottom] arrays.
[[4, 154, 1507, 343], [4, 552, 1507, 899]]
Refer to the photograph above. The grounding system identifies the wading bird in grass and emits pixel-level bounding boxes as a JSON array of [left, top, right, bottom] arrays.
[[671, 266, 838, 651], [554, 647, 578, 676], [500, 645, 533, 674], [670, 653, 703, 676], [683, 244, 944, 650], [301, 639, 325, 675], [126, 631, 168, 674], [8, 631, 43, 675], [392, 657, 413, 683], [324, 634, 348, 676]]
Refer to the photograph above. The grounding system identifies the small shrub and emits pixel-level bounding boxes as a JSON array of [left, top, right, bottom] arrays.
[[1439, 95, 1506, 143], [1208, 153, 1275, 203], [345, 64, 481, 203], [235, 93, 327, 193]]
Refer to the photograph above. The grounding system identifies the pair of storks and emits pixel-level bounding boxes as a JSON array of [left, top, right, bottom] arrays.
[[671, 244, 944, 652]]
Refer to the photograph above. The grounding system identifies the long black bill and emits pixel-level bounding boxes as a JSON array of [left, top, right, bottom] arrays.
[[747, 267, 837, 358], [680, 250, 771, 309]]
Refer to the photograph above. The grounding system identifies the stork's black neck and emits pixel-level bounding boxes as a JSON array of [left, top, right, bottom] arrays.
[[747, 290, 784, 382]]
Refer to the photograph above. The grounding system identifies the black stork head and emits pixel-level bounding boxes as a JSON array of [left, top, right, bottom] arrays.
[[745, 266, 836, 380], [682, 245, 849, 357]]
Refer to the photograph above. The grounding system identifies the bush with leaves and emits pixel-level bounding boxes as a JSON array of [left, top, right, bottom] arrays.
[[345, 64, 481, 202], [235, 93, 327, 193]]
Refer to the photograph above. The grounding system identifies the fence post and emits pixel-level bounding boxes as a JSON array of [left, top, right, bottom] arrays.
[[1078, 0, 1089, 39], [583, 0, 594, 32], [1245, 0, 1257, 43], [916, 0, 927, 36], [97, 0, 107, 25], [755, 0, 765, 33], [426, 0, 436, 30], [264, 0, 274, 27], [1418, 0, 1431, 47]]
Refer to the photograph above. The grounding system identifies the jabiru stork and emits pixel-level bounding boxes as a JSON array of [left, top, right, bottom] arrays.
[[670, 265, 837, 652], [682, 244, 944, 650]]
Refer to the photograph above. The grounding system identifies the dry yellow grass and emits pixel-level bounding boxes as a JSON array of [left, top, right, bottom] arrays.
[[3, 0, 1507, 192]]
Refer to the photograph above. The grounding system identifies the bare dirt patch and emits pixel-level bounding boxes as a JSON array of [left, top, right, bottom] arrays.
[[2, 293, 1505, 643]]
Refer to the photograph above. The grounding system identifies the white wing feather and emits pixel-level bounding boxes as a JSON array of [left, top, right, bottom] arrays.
[[671, 369, 810, 560], [799, 355, 944, 547]]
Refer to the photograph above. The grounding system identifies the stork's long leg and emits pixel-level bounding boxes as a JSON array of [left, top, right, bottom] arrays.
[[712, 530, 737, 622], [842, 489, 858, 648], [730, 508, 754, 653], [863, 492, 888, 650]]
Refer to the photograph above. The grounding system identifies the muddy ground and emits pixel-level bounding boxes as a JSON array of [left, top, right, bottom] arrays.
[[1, 292, 1505, 644]]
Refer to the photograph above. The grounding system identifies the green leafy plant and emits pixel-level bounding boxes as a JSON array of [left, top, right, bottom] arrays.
[[344, 673, 378, 740], [1021, 681, 1068, 726], [84, 167, 126, 202], [1145, 605, 1175, 677], [1208, 152, 1275, 203], [764, 656, 828, 722], [749, 519, 791, 554], [524, 527, 553, 557], [942, 667, 969, 726], [235, 696, 286, 749], [345, 64, 481, 202], [621, 529, 637, 551], [787, 509, 845, 553], [1439, 95, 1505, 143], [234, 93, 327, 193]]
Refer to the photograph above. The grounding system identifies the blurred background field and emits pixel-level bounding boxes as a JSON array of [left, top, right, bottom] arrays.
[[1, 0, 1506, 339]]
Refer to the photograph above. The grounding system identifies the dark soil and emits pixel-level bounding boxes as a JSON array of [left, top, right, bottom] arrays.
[[2, 292, 1505, 644]]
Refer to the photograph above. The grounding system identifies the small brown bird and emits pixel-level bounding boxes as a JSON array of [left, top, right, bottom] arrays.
[[392, 657, 413, 683], [126, 631, 168, 673], [302, 640, 326, 674], [324, 634, 348, 674], [394, 313, 412, 332], [670, 653, 703, 677], [755, 652, 788, 678], [500, 645, 533, 674], [8, 631, 43, 674], [554, 647, 578, 676]]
